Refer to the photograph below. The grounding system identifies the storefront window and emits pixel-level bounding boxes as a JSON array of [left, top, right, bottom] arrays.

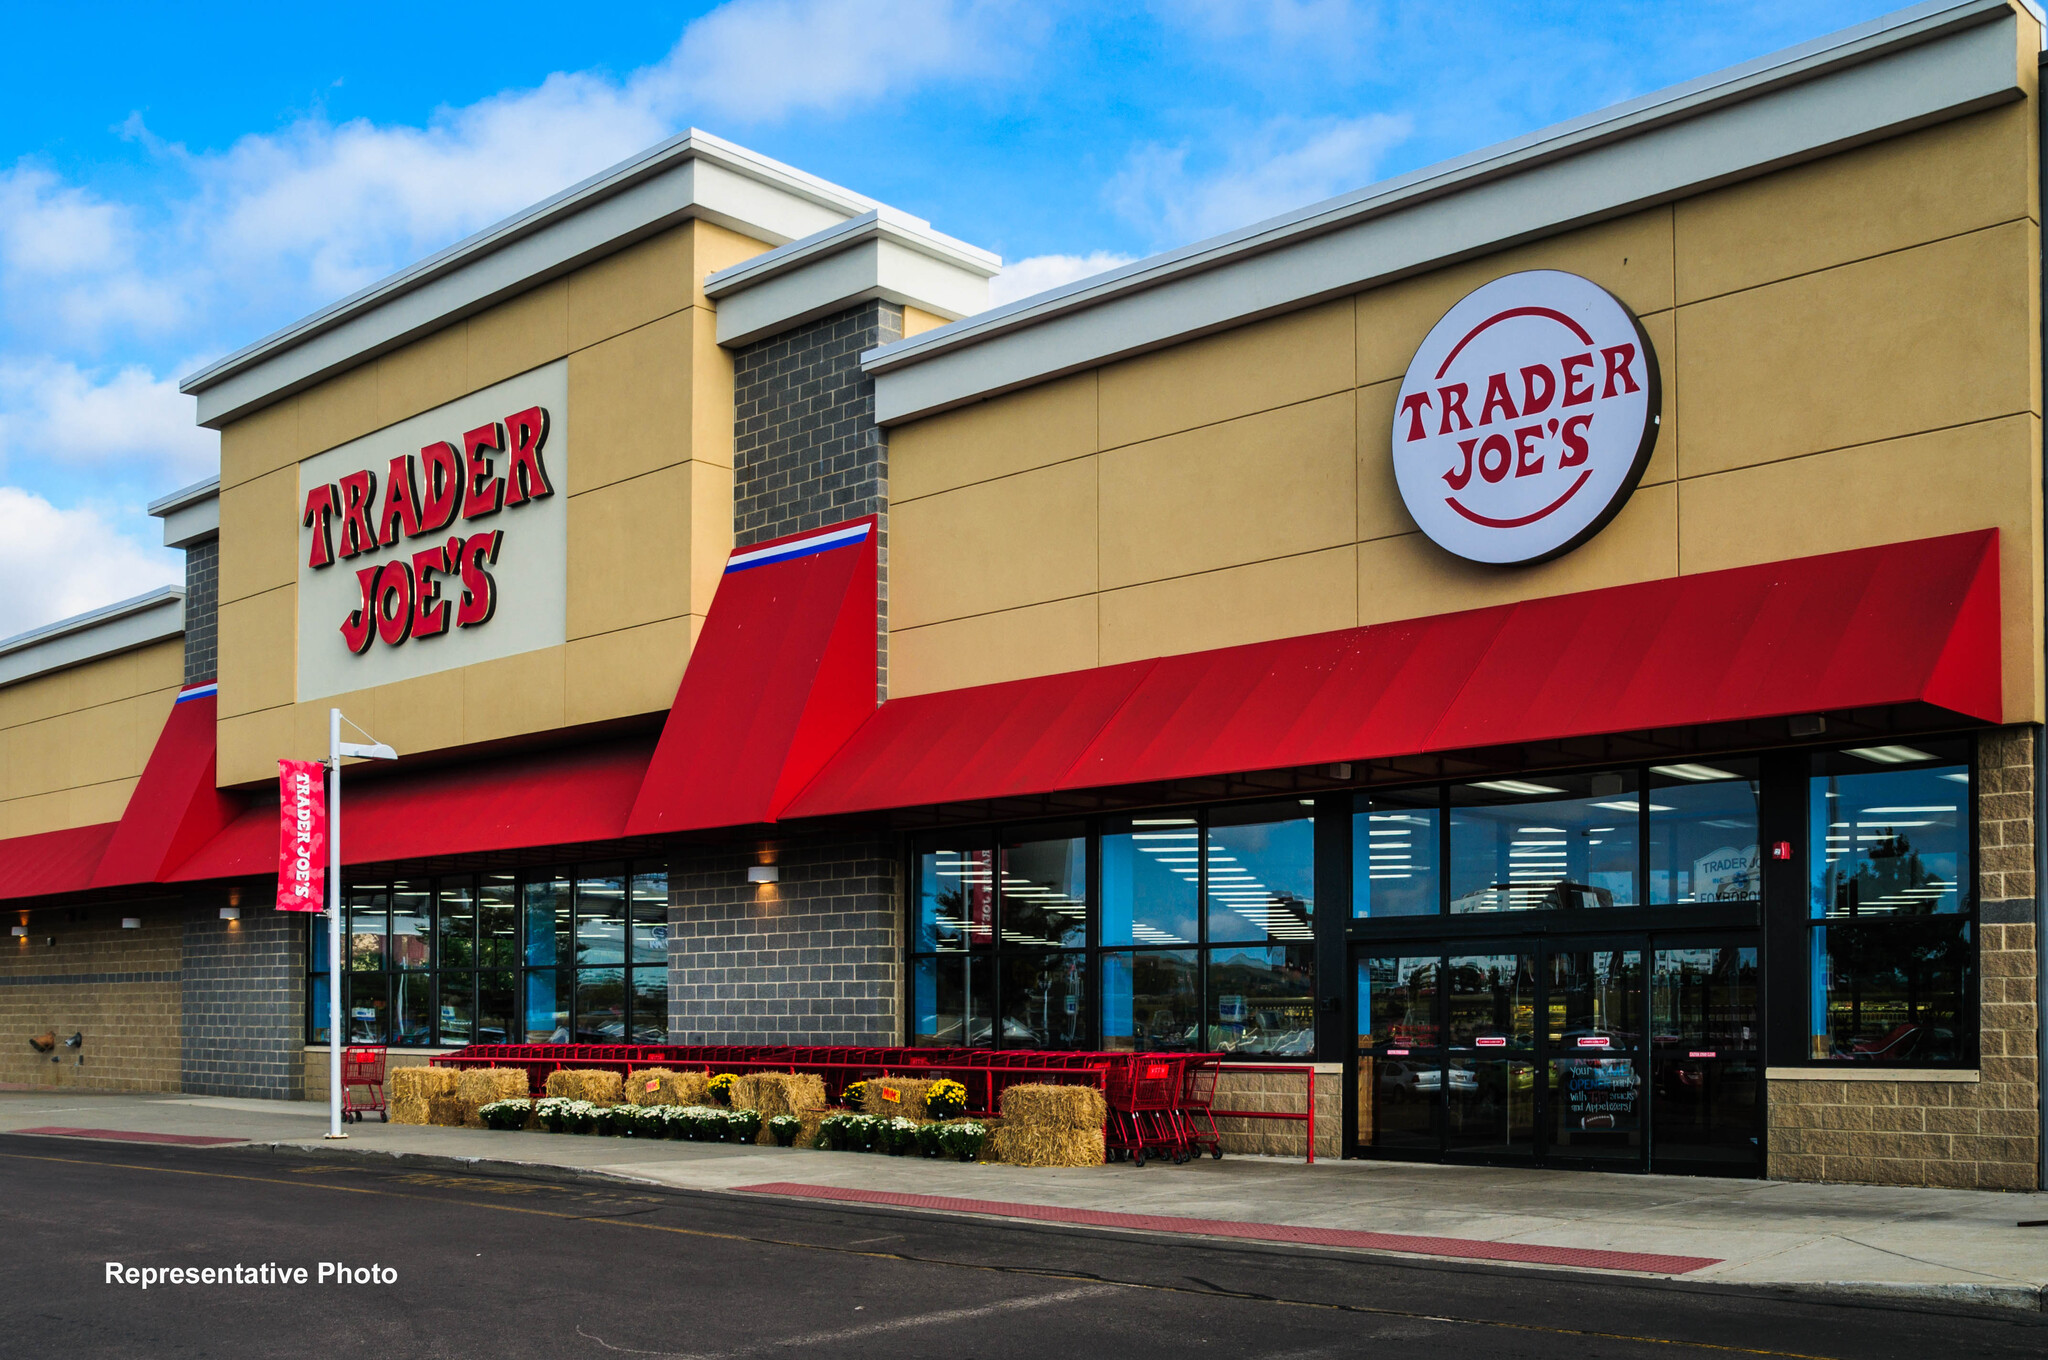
[[1648, 762, 1759, 904], [911, 953, 993, 1047], [308, 860, 668, 1046], [1207, 944, 1313, 1056], [1101, 816, 1198, 945], [1445, 953, 1535, 1050], [916, 840, 993, 952], [998, 828, 1087, 948], [1449, 774, 1639, 912], [999, 952, 1088, 1049], [1101, 949, 1199, 1052], [1207, 802, 1315, 943], [1806, 745, 1973, 1065], [1353, 790, 1440, 917]]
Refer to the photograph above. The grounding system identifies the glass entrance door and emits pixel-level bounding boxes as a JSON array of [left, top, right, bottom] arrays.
[[1354, 932, 1759, 1174]]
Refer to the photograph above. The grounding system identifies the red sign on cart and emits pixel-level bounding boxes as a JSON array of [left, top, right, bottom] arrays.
[[276, 759, 327, 912]]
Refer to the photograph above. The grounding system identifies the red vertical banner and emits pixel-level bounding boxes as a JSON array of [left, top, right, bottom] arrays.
[[276, 759, 327, 912]]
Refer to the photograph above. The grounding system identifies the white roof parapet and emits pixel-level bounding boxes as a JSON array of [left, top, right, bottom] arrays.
[[180, 129, 883, 430], [704, 207, 1000, 348], [0, 587, 185, 689], [147, 475, 220, 549], [863, 0, 2025, 424]]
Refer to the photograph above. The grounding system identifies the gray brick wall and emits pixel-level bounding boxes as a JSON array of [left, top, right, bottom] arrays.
[[668, 837, 900, 1044], [731, 301, 899, 701], [181, 908, 304, 1098], [183, 537, 218, 685]]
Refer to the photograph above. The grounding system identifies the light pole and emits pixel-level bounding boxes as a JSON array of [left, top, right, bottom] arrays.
[[325, 706, 397, 1140]]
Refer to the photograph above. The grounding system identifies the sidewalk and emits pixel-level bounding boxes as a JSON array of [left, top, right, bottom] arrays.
[[5, 1088, 2045, 1310]]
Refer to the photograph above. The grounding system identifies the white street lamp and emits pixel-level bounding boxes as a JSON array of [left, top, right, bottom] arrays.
[[325, 707, 398, 1140]]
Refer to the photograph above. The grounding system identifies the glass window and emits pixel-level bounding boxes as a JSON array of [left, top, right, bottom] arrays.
[[1360, 954, 1440, 1051], [475, 971, 514, 1045], [912, 954, 993, 1047], [1101, 950, 1199, 1052], [1810, 752, 1968, 918], [575, 967, 626, 1043], [1445, 953, 1536, 1051], [436, 972, 474, 1046], [347, 885, 387, 970], [478, 875, 518, 968], [1648, 761, 1760, 904], [523, 968, 567, 1043], [999, 827, 1087, 949], [574, 865, 627, 966], [1810, 919, 1972, 1064], [1652, 947, 1758, 1053], [1354, 790, 1439, 917], [1207, 944, 1313, 1055], [310, 973, 331, 1045], [436, 879, 476, 971], [1548, 949, 1643, 1052], [390, 881, 431, 970], [630, 968, 667, 1043], [1550, 1056, 1643, 1161], [1450, 773, 1639, 912], [915, 839, 993, 952], [392, 969, 433, 1045], [1206, 801, 1315, 944], [345, 973, 387, 1044], [998, 952, 1088, 1049], [523, 876, 570, 967], [631, 868, 668, 965], [1101, 815, 1199, 946]]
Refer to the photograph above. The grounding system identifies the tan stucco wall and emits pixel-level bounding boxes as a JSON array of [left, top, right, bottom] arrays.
[[0, 639, 181, 839], [214, 218, 770, 786], [0, 913, 182, 1092], [888, 95, 2046, 723]]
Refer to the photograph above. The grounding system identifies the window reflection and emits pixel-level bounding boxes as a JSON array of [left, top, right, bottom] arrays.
[[523, 877, 569, 968], [1445, 953, 1535, 1050], [1648, 762, 1759, 903], [1102, 816, 1199, 945], [999, 952, 1088, 1049], [478, 876, 518, 968], [436, 879, 477, 971], [1652, 947, 1757, 1052], [1359, 954, 1440, 1050], [912, 954, 993, 1047], [1450, 775, 1639, 912], [574, 865, 627, 967], [999, 829, 1086, 948], [347, 886, 387, 971], [1353, 790, 1439, 917], [630, 869, 668, 965], [1102, 950, 1199, 1052], [917, 841, 993, 952], [390, 881, 431, 970], [1810, 757, 1967, 918], [1207, 801, 1315, 943], [1811, 920, 1971, 1063], [1207, 944, 1313, 1055], [1548, 950, 1642, 1051], [630, 969, 667, 1042]]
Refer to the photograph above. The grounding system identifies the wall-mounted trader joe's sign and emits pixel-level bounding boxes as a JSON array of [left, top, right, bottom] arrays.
[[295, 360, 568, 702], [1392, 270, 1659, 565]]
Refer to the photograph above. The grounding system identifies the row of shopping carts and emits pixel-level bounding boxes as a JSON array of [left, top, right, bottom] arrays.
[[1103, 1054, 1223, 1167]]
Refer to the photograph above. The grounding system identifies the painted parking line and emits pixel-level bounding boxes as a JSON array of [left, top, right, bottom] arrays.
[[734, 1182, 1723, 1275], [8, 1126, 246, 1147]]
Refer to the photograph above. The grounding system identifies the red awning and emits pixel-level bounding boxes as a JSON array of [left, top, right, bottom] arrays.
[[783, 531, 2002, 818], [90, 686, 241, 889], [624, 516, 879, 835], [0, 821, 117, 902], [168, 737, 653, 881]]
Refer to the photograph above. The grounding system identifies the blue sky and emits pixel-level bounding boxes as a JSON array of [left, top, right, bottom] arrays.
[[0, 0, 1910, 636]]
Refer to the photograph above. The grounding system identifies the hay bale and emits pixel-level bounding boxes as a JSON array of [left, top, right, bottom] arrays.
[[862, 1076, 936, 1121], [662, 1071, 711, 1107], [992, 1124, 1103, 1168], [388, 1066, 458, 1125], [544, 1068, 624, 1104], [998, 1083, 1105, 1131], [625, 1068, 680, 1106], [456, 1067, 529, 1104]]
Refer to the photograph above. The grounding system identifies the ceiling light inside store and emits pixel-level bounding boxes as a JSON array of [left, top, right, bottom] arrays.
[[1470, 780, 1564, 796], [1651, 763, 1738, 781], [1131, 818, 1195, 826], [1844, 745, 1935, 765], [1590, 800, 1673, 813]]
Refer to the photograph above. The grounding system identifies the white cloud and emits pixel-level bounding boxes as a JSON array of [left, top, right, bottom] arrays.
[[0, 487, 180, 639], [988, 251, 1136, 307], [0, 358, 216, 480], [1109, 112, 1411, 246]]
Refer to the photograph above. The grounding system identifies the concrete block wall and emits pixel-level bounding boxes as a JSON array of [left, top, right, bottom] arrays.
[[668, 836, 899, 1045], [181, 907, 305, 1099], [0, 910, 182, 1091], [1209, 1062, 1342, 1160], [183, 537, 218, 686], [1766, 725, 2041, 1189], [731, 300, 901, 700]]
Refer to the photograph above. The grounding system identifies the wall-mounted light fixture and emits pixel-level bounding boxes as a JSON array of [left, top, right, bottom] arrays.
[[120, 918, 141, 930], [219, 907, 241, 921], [746, 864, 779, 885], [228, 886, 242, 908]]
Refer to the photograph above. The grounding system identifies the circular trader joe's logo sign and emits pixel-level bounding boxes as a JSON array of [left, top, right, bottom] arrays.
[[1392, 270, 1660, 565]]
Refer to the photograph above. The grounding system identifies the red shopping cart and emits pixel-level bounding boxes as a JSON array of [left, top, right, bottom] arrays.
[[1179, 1058, 1223, 1160], [1105, 1055, 1191, 1166], [340, 1046, 388, 1123]]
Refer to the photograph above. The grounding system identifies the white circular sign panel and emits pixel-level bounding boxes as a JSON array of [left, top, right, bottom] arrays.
[[1392, 270, 1660, 565]]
